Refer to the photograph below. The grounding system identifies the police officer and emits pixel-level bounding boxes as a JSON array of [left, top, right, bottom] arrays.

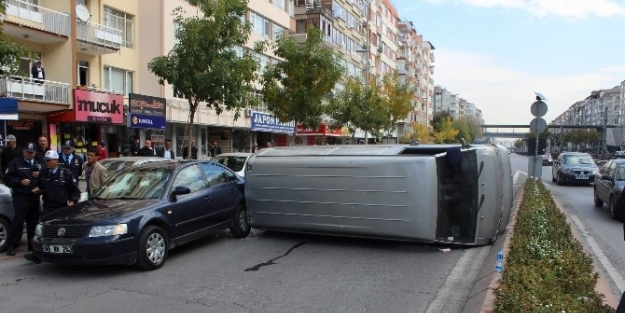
[[33, 150, 80, 217], [4, 142, 42, 257], [58, 140, 83, 182]]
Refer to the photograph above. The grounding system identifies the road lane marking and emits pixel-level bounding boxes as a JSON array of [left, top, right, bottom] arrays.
[[425, 246, 491, 313], [570, 215, 625, 293], [513, 170, 527, 185]]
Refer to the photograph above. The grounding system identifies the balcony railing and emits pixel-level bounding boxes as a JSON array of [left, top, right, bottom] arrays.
[[5, 0, 70, 36], [76, 20, 122, 49], [0, 76, 71, 105], [306, 4, 333, 16]]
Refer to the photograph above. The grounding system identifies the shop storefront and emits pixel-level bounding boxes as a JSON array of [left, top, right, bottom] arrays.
[[295, 124, 350, 146], [0, 98, 45, 146], [47, 89, 124, 159], [128, 93, 167, 152], [251, 111, 295, 148]]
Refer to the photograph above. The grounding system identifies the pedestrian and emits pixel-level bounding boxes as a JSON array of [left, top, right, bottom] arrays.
[[1, 134, 22, 177], [58, 140, 84, 182], [210, 141, 222, 157], [97, 142, 107, 161], [252, 142, 258, 153], [30, 61, 45, 84], [157, 139, 175, 160], [182, 140, 198, 159], [137, 139, 156, 156], [83, 148, 108, 198], [266, 142, 273, 148], [33, 150, 80, 216], [3, 142, 42, 259], [129, 137, 140, 156], [34, 135, 48, 163]]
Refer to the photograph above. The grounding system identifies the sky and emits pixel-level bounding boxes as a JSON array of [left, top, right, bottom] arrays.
[[391, 0, 625, 126]]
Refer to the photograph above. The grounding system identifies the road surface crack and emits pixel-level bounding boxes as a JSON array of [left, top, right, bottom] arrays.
[[245, 241, 307, 272]]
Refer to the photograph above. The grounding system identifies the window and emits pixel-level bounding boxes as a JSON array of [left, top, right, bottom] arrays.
[[77, 0, 87, 5], [103, 66, 133, 95], [273, 0, 285, 11], [173, 22, 181, 45], [172, 165, 207, 193], [103, 6, 134, 48], [250, 12, 270, 38], [200, 164, 228, 187], [273, 24, 284, 40]]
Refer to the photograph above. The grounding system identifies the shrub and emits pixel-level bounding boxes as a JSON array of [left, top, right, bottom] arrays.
[[494, 178, 614, 313]]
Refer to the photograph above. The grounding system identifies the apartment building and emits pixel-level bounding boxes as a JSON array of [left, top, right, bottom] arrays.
[[2, 0, 138, 158]]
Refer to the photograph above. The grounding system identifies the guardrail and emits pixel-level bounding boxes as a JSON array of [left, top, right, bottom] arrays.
[[76, 20, 122, 49], [4, 0, 70, 36], [0, 76, 71, 105]]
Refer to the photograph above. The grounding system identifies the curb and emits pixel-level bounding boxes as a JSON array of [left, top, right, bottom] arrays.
[[461, 179, 524, 313]]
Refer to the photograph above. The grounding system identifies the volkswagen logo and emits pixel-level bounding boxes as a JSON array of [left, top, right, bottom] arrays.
[[57, 227, 66, 237]]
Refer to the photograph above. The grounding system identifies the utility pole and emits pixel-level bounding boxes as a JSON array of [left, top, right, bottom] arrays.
[[602, 106, 608, 155]]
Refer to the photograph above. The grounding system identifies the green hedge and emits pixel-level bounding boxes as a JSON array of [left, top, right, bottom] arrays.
[[494, 178, 614, 313]]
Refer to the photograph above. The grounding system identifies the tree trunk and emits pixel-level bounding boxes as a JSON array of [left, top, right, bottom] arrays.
[[187, 102, 196, 159]]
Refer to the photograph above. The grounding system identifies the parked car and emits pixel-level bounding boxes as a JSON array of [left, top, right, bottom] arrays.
[[0, 184, 15, 252], [551, 152, 599, 185], [79, 156, 172, 181], [594, 159, 625, 220], [210, 153, 253, 177], [32, 160, 250, 270], [542, 153, 553, 166]]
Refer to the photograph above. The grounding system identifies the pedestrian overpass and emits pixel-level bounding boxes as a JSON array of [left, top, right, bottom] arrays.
[[481, 124, 622, 138]]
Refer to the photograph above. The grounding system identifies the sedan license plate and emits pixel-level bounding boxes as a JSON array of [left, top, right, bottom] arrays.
[[43, 244, 73, 254], [576, 174, 589, 180]]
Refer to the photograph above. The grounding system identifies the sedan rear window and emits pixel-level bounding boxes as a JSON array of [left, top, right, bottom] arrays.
[[563, 155, 593, 165]]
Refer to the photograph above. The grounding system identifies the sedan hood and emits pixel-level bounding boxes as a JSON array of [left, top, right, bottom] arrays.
[[561, 163, 598, 170], [41, 199, 158, 225]]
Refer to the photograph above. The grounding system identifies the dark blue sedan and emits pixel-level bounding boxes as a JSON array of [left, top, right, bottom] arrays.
[[32, 160, 250, 270]]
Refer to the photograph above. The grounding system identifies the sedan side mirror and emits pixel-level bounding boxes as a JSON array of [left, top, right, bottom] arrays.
[[169, 186, 191, 201]]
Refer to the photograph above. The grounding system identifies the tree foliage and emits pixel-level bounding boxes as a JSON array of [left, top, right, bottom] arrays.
[[148, 0, 257, 155], [326, 75, 386, 137], [0, 2, 33, 75], [524, 130, 551, 139], [562, 129, 601, 144], [379, 73, 414, 134], [452, 118, 473, 144], [399, 122, 432, 144], [514, 139, 524, 148], [260, 26, 344, 130], [433, 117, 459, 143], [432, 111, 453, 133]]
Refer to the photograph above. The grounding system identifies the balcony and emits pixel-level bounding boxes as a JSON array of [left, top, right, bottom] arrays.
[[305, 4, 333, 17], [76, 20, 122, 55], [291, 33, 336, 49], [0, 76, 71, 106], [3, 0, 70, 44]]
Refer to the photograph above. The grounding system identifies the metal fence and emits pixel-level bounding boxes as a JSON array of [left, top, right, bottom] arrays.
[[0, 76, 71, 105], [5, 0, 70, 36], [76, 20, 122, 49]]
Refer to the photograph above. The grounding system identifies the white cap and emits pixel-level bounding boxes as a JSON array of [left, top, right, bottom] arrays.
[[44, 150, 59, 160]]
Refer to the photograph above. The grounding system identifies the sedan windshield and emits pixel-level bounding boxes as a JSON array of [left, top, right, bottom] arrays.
[[563, 155, 594, 165], [94, 167, 172, 200], [212, 156, 247, 172]]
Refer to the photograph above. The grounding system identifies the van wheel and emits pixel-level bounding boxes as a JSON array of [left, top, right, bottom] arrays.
[[230, 203, 251, 239], [0, 217, 10, 252], [136, 225, 168, 271]]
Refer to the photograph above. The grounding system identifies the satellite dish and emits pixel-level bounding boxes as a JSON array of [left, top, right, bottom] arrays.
[[76, 5, 90, 23]]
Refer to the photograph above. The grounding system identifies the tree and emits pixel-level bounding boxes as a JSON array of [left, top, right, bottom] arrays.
[[432, 111, 453, 133], [514, 139, 524, 148], [326, 75, 386, 141], [399, 122, 432, 144], [432, 117, 459, 143], [148, 0, 258, 156], [260, 26, 344, 137], [0, 3, 32, 75], [379, 73, 414, 135], [452, 118, 473, 144]]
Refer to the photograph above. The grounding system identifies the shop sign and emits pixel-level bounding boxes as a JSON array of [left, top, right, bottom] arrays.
[[0, 98, 18, 120], [296, 124, 344, 136], [129, 93, 166, 116], [129, 113, 166, 129], [74, 90, 124, 124], [251, 111, 295, 133]]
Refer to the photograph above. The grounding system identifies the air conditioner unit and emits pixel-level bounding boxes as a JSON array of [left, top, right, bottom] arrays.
[[244, 108, 252, 117]]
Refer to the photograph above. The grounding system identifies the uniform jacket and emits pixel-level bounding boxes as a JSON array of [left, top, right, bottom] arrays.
[[1, 146, 23, 175], [4, 158, 42, 197], [58, 152, 84, 180], [36, 167, 80, 209], [83, 161, 108, 195], [35, 148, 47, 163]]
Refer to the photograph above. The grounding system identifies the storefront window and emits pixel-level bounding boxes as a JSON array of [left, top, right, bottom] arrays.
[[233, 130, 251, 152], [6, 120, 42, 146], [59, 124, 98, 159]]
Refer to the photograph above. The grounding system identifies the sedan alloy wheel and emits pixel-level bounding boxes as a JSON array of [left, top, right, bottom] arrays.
[[137, 225, 169, 270]]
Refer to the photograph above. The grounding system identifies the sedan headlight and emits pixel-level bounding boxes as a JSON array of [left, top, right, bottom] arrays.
[[35, 223, 43, 237], [88, 224, 128, 237]]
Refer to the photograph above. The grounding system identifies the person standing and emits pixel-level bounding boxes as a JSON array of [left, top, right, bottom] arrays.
[[210, 141, 222, 157], [83, 148, 108, 197], [33, 150, 80, 216], [129, 137, 140, 156], [30, 61, 45, 84], [34, 135, 48, 163], [58, 140, 84, 182], [97, 142, 107, 161], [137, 139, 156, 156], [251, 142, 258, 153], [1, 134, 22, 177], [3, 142, 42, 257], [157, 139, 175, 160], [182, 140, 198, 159]]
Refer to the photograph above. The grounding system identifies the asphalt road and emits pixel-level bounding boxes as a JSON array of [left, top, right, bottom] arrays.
[[0, 154, 532, 313], [512, 153, 625, 301]]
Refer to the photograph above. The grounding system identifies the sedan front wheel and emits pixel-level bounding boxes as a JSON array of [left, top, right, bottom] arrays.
[[230, 203, 251, 239], [137, 225, 168, 271]]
